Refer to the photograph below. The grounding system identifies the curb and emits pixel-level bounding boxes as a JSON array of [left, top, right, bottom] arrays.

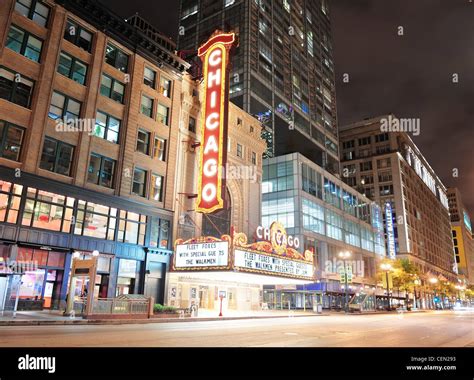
[[0, 313, 329, 326]]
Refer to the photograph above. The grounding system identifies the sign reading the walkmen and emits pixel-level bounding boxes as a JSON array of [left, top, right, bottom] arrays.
[[234, 249, 313, 280], [196, 31, 235, 214], [175, 241, 229, 269]]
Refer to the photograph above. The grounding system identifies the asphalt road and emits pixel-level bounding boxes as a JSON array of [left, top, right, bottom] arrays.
[[0, 310, 472, 347]]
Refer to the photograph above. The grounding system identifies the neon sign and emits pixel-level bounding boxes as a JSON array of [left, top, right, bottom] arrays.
[[196, 32, 235, 213]]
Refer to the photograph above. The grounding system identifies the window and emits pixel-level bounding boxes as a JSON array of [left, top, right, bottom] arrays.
[[39, 137, 74, 176], [136, 129, 150, 155], [151, 173, 164, 202], [93, 111, 120, 144], [379, 185, 394, 196], [0, 67, 35, 108], [375, 133, 389, 143], [0, 121, 25, 161], [358, 137, 371, 146], [22, 188, 74, 232], [149, 217, 170, 248], [377, 158, 391, 169], [342, 140, 355, 149], [360, 161, 373, 172], [118, 211, 147, 245], [0, 180, 23, 224], [144, 67, 156, 88], [157, 104, 169, 125], [6, 25, 43, 62], [48, 91, 82, 121], [132, 168, 147, 197], [237, 143, 243, 158], [159, 76, 171, 98], [378, 172, 392, 183], [141, 95, 154, 118], [57, 52, 88, 85], [15, 0, 50, 27], [188, 116, 196, 133], [100, 74, 125, 103], [376, 145, 390, 154], [64, 19, 93, 52], [302, 198, 325, 235], [153, 137, 166, 161], [87, 154, 115, 188], [105, 44, 129, 72], [75, 201, 117, 240], [252, 152, 257, 165]]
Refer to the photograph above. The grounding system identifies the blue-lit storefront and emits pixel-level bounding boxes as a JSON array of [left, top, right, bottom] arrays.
[[0, 167, 172, 311]]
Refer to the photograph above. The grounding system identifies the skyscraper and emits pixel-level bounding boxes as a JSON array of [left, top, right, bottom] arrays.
[[339, 115, 458, 287], [177, 0, 339, 175]]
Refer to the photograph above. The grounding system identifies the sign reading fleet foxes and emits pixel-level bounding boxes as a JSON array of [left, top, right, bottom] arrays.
[[175, 241, 229, 268], [196, 32, 235, 213]]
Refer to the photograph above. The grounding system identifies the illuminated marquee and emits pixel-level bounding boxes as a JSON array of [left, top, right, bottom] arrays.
[[196, 32, 235, 213]]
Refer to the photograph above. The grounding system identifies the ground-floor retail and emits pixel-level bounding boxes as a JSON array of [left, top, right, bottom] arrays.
[[166, 271, 313, 314]]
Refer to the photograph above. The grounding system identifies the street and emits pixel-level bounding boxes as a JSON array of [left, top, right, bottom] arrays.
[[0, 311, 472, 347]]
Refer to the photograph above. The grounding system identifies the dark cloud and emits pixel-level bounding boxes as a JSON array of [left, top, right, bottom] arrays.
[[331, 0, 474, 215], [98, 0, 473, 216]]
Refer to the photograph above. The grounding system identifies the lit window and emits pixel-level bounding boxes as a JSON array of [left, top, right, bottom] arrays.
[[93, 111, 120, 144], [6, 25, 43, 62], [15, 0, 50, 27], [157, 104, 169, 125], [151, 173, 164, 202], [105, 43, 129, 73], [57, 52, 88, 85], [100, 74, 125, 103], [132, 168, 147, 197], [153, 137, 166, 161]]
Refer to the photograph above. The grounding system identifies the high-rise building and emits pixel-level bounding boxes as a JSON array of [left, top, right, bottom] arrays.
[[0, 0, 189, 309], [447, 187, 474, 284], [177, 0, 340, 174], [339, 115, 458, 288]]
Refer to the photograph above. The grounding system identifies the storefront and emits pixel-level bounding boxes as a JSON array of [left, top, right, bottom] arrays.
[[0, 172, 174, 311], [168, 223, 316, 314]]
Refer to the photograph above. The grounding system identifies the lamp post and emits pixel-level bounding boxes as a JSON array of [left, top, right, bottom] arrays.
[[339, 251, 351, 313], [381, 263, 392, 311], [429, 277, 438, 309], [413, 278, 421, 310]]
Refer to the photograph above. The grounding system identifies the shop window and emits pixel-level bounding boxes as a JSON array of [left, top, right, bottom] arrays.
[[0, 180, 23, 224], [93, 111, 120, 144], [100, 74, 125, 103], [105, 43, 129, 73], [57, 52, 88, 85], [0, 67, 35, 108], [0, 121, 25, 161], [39, 137, 74, 176], [117, 211, 147, 245], [6, 25, 43, 62], [32, 249, 48, 266], [21, 188, 74, 233], [47, 251, 65, 268], [149, 217, 170, 249], [64, 19, 93, 52], [74, 201, 117, 241], [15, 0, 50, 27]]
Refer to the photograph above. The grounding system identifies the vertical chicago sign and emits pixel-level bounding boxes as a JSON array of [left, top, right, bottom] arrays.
[[196, 32, 235, 213]]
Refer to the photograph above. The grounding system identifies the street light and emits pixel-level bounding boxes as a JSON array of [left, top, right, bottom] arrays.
[[381, 263, 392, 311], [339, 251, 351, 313], [429, 277, 439, 309], [413, 278, 421, 310]]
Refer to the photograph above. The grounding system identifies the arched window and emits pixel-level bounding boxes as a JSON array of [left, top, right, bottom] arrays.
[[202, 188, 232, 237]]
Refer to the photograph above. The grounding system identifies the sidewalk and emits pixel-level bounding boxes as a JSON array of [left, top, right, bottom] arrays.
[[0, 309, 328, 326]]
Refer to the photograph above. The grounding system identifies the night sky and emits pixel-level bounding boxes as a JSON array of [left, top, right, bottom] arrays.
[[99, 0, 473, 216]]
